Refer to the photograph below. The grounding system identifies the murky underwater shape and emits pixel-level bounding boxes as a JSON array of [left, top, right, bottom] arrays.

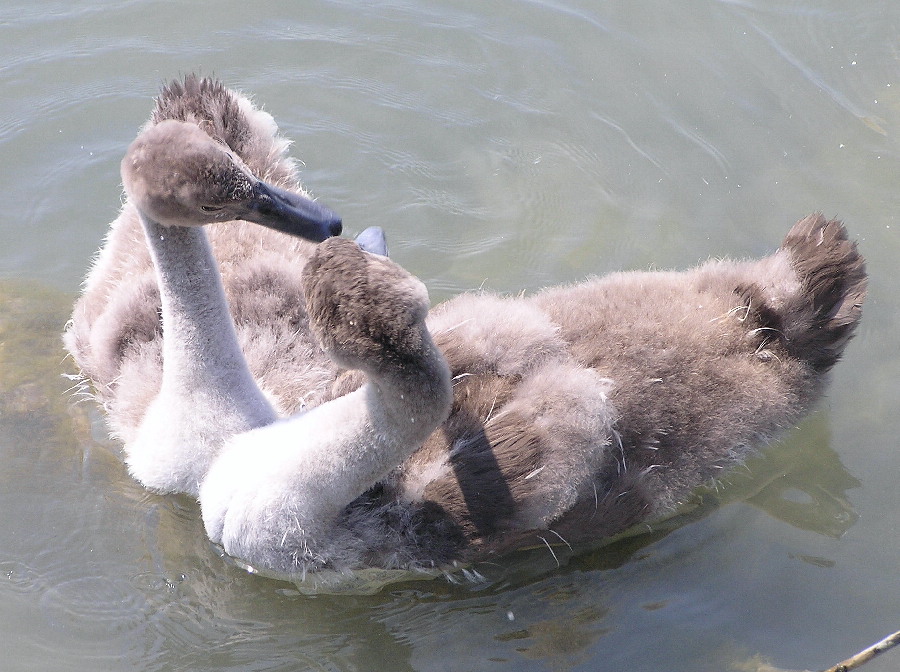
[[1, 1, 898, 670]]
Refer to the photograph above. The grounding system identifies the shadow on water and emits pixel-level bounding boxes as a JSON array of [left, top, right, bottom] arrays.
[[0, 277, 864, 671]]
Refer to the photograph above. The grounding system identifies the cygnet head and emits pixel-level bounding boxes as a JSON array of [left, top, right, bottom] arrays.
[[302, 238, 432, 374], [121, 119, 342, 242]]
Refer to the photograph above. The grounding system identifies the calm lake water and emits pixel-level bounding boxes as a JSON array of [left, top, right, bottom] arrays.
[[1, 1, 898, 670]]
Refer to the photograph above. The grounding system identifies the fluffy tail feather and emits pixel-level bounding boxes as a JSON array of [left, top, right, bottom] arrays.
[[776, 214, 867, 372]]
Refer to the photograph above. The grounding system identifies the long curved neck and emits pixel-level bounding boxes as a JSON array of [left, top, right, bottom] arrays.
[[142, 215, 250, 384], [300, 337, 451, 527], [134, 212, 276, 492], [364, 340, 452, 462], [207, 328, 451, 538]]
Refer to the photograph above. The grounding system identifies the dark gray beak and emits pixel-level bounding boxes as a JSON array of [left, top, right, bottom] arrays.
[[241, 180, 342, 242], [354, 226, 389, 257]]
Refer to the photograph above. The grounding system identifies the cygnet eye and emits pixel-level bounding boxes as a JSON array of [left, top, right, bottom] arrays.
[[200, 205, 224, 213]]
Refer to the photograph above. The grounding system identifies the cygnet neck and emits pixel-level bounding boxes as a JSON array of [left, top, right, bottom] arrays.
[[141, 216, 243, 378], [138, 211, 276, 450], [201, 314, 452, 557], [310, 323, 452, 523], [362, 326, 452, 454]]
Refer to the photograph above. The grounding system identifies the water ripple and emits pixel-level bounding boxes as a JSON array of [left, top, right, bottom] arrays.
[[0, 559, 43, 596], [38, 575, 149, 643]]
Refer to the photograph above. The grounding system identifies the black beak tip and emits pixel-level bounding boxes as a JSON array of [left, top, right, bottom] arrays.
[[328, 218, 343, 238]]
